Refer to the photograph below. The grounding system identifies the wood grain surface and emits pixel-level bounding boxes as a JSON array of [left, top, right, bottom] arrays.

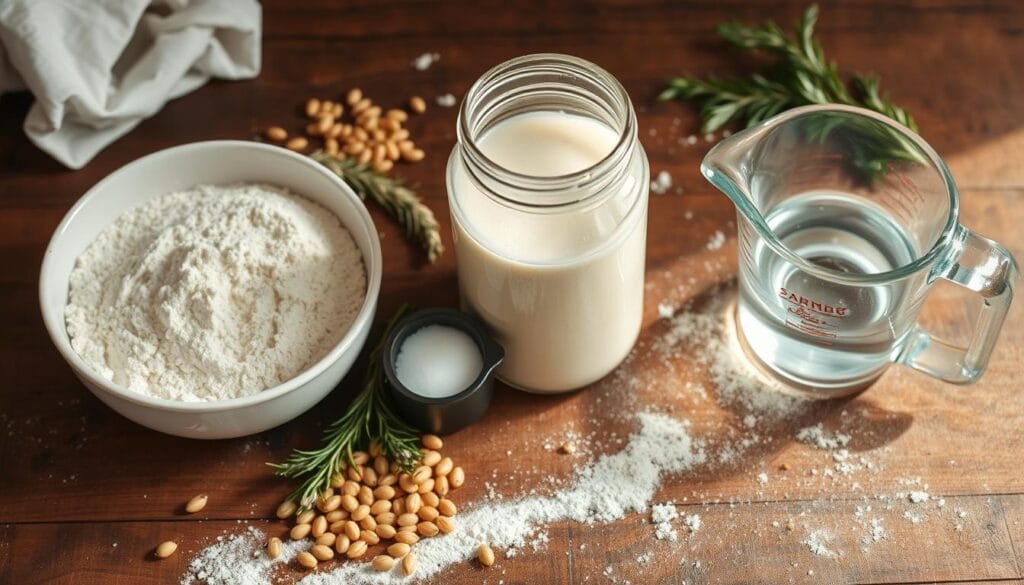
[[1, 1, 1023, 584]]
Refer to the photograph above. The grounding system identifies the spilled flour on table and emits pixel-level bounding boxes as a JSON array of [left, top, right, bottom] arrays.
[[802, 528, 838, 558], [651, 504, 680, 541], [181, 293, 980, 583], [796, 423, 851, 450], [410, 52, 440, 71], [300, 413, 705, 584], [649, 170, 673, 194], [651, 297, 807, 423], [683, 513, 702, 534], [182, 413, 704, 584], [181, 526, 304, 585]]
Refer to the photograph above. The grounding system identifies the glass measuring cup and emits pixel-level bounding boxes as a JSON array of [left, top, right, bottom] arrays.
[[702, 104, 1018, 396]]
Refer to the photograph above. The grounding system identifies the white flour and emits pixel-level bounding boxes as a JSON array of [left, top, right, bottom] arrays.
[[180, 287, 973, 582], [65, 183, 365, 401], [652, 297, 806, 421], [796, 423, 851, 450], [651, 503, 679, 541], [181, 526, 304, 585], [302, 412, 703, 584], [183, 412, 705, 584], [683, 513, 702, 534], [801, 528, 837, 558], [908, 491, 930, 503]]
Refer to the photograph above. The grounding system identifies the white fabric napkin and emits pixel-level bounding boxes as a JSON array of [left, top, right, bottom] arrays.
[[0, 0, 261, 169]]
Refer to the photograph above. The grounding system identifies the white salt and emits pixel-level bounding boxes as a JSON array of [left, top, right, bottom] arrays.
[[395, 325, 482, 398], [436, 93, 457, 107]]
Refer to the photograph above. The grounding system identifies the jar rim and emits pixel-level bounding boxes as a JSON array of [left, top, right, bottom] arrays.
[[456, 53, 637, 211]]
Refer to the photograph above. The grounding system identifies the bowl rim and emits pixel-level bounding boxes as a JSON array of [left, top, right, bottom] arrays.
[[38, 140, 383, 414]]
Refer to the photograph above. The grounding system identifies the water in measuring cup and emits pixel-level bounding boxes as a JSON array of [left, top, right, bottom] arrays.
[[737, 190, 918, 391]]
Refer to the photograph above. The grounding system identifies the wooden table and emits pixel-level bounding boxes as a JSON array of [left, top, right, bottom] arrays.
[[2, 1, 1023, 583]]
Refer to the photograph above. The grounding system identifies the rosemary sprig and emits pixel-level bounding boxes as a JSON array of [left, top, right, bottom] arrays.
[[311, 151, 444, 263], [268, 305, 422, 511], [659, 5, 924, 179]]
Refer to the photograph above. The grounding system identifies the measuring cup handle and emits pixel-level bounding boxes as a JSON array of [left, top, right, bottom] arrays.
[[898, 226, 1018, 384]]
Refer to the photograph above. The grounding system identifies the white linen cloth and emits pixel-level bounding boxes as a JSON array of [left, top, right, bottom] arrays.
[[0, 0, 261, 169]]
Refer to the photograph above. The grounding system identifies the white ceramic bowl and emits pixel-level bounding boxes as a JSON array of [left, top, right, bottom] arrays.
[[39, 141, 382, 439]]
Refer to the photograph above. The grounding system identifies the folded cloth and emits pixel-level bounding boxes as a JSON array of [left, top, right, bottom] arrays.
[[0, 0, 261, 169]]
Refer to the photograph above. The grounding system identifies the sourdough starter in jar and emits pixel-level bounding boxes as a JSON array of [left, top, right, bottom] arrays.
[[447, 54, 649, 393]]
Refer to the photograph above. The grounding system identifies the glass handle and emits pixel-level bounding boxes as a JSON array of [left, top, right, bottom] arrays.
[[899, 226, 1018, 383]]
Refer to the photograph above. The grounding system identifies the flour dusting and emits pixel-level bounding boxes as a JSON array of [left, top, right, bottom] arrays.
[[179, 287, 975, 582], [181, 526, 303, 585], [801, 528, 838, 558], [250, 412, 702, 585], [651, 503, 679, 541]]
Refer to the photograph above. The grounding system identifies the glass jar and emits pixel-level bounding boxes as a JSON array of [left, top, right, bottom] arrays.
[[446, 53, 649, 394]]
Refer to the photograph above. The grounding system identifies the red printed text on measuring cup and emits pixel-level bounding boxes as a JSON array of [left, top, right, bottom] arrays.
[[778, 287, 848, 342]]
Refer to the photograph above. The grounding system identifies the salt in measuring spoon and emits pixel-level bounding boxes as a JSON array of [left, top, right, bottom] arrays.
[[383, 308, 504, 434]]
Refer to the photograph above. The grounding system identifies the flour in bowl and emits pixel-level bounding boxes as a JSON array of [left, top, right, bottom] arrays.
[[65, 183, 366, 401]]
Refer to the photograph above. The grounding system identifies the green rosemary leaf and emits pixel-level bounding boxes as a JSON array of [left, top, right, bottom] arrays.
[[659, 75, 792, 134], [268, 305, 421, 511], [310, 152, 444, 263], [661, 4, 922, 181], [852, 75, 917, 131]]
